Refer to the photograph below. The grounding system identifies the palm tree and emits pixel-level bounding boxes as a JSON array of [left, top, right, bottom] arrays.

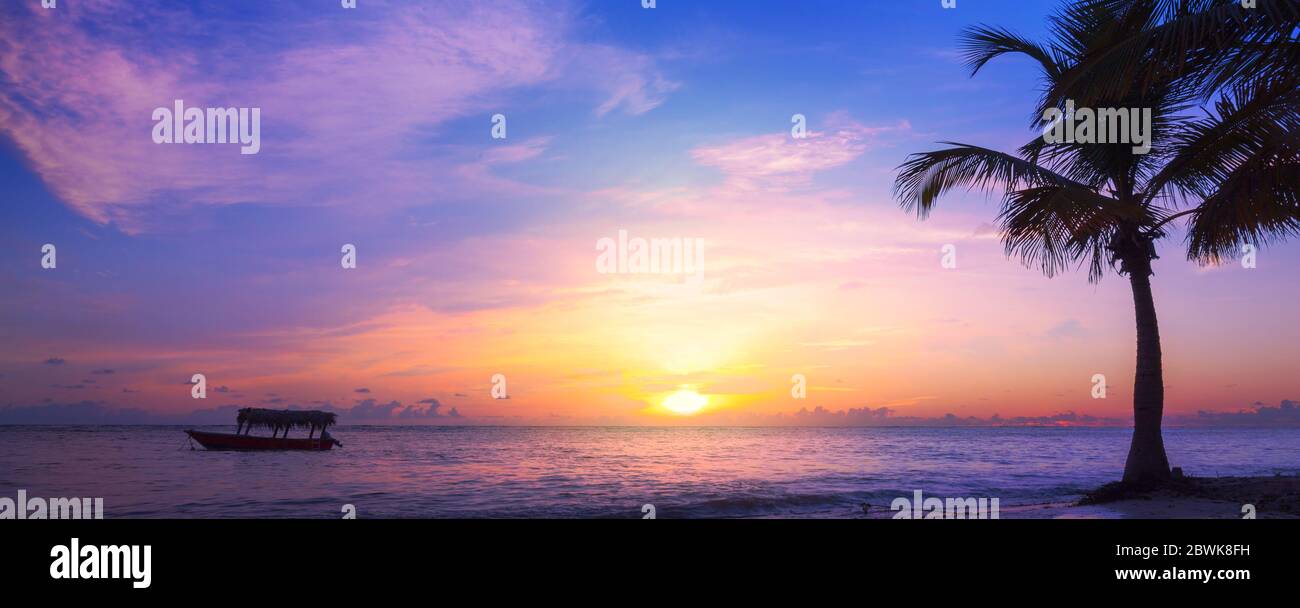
[[893, 0, 1298, 483]]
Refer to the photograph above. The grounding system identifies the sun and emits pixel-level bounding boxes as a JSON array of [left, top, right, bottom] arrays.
[[662, 388, 708, 415]]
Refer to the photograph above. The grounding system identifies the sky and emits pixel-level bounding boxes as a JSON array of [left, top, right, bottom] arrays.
[[0, 0, 1297, 426]]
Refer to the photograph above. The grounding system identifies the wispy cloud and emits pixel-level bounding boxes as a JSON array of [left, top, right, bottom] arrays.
[[690, 115, 909, 191], [0, 0, 675, 231]]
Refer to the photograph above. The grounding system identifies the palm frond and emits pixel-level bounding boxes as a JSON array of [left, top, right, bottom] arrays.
[[1145, 73, 1300, 208], [893, 0, 1300, 284], [960, 25, 1069, 79], [1186, 156, 1300, 264], [1046, 0, 1299, 109], [893, 143, 1112, 218], [998, 185, 1121, 282]]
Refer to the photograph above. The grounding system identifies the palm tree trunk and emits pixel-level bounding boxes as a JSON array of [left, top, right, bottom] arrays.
[[1122, 255, 1171, 483]]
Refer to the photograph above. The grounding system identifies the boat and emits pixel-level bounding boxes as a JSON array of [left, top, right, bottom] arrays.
[[186, 408, 342, 451]]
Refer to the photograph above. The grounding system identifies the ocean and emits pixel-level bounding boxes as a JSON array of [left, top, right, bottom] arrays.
[[1, 425, 1296, 518]]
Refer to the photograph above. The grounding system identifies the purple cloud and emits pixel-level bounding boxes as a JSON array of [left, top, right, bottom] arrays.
[[0, 0, 676, 232]]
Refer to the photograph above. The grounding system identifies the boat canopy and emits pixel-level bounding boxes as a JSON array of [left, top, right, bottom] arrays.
[[236, 408, 337, 430]]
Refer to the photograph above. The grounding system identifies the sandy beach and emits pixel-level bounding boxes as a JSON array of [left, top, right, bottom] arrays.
[[1051, 476, 1300, 519], [857, 475, 1300, 519]]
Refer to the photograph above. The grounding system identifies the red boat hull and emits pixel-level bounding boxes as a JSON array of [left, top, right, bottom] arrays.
[[186, 430, 338, 451]]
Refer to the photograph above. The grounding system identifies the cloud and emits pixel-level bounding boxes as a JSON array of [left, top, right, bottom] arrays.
[[745, 406, 1127, 427], [690, 116, 908, 191], [478, 137, 552, 165], [354, 387, 371, 394], [1045, 319, 1087, 339], [3, 399, 1296, 428], [0, 0, 676, 231], [347, 399, 401, 420], [1180, 400, 1300, 427], [91, 369, 115, 375], [579, 45, 680, 117], [43, 357, 65, 365], [400, 398, 452, 419], [0, 401, 243, 425], [414, 399, 460, 418], [730, 401, 1300, 428], [348, 398, 457, 421], [0, 398, 467, 425]]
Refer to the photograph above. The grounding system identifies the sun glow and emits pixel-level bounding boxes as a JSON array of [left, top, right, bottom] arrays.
[[662, 388, 708, 415]]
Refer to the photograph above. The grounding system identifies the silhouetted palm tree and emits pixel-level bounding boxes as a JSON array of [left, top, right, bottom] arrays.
[[894, 0, 1298, 483]]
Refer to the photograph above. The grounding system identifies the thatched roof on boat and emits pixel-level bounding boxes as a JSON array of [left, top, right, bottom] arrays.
[[237, 408, 336, 429]]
